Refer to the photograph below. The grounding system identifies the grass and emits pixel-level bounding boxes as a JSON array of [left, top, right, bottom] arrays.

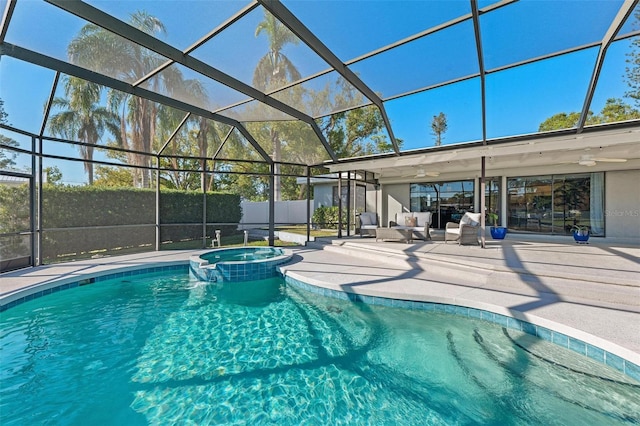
[[161, 233, 300, 250], [45, 228, 326, 264]]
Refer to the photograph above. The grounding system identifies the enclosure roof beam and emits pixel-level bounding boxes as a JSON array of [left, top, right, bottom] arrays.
[[44, 0, 336, 162], [577, 0, 639, 133], [40, 72, 60, 138], [0, 42, 273, 164], [0, 0, 16, 43], [470, 0, 487, 144], [257, 0, 400, 155], [158, 113, 191, 156]]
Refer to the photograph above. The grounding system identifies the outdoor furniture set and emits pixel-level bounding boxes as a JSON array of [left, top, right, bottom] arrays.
[[357, 211, 482, 245]]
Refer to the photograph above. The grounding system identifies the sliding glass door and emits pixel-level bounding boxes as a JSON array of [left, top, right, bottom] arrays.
[[507, 173, 604, 235], [410, 180, 475, 229]]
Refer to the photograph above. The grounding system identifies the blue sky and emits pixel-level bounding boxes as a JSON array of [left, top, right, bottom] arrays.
[[1, 0, 637, 183]]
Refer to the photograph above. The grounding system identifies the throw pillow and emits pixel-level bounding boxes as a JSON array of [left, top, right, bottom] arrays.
[[405, 216, 417, 227], [467, 213, 481, 226]]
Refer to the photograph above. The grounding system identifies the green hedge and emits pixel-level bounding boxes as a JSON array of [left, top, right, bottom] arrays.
[[35, 186, 241, 261], [312, 206, 349, 229]]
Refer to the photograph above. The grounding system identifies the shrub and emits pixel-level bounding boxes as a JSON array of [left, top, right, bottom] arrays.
[[312, 206, 347, 229]]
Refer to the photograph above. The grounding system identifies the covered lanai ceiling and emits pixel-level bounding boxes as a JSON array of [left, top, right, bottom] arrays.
[[1, 0, 639, 170]]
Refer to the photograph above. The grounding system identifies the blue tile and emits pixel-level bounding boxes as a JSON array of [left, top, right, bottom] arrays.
[[552, 332, 569, 348], [468, 308, 482, 319], [398, 300, 413, 309], [494, 314, 509, 327], [586, 344, 605, 363], [481, 311, 494, 321], [336, 291, 349, 301], [455, 306, 468, 316], [507, 317, 522, 331], [521, 322, 536, 336], [537, 327, 552, 343], [568, 338, 586, 356], [605, 352, 625, 372], [625, 361, 640, 382], [380, 297, 394, 307]]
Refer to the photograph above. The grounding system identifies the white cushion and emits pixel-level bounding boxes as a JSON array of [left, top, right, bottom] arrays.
[[460, 212, 481, 226], [412, 212, 431, 227], [360, 212, 377, 226], [466, 212, 481, 226], [396, 212, 412, 224]]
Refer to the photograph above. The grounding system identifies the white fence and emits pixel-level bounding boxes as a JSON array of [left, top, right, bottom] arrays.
[[239, 200, 310, 230]]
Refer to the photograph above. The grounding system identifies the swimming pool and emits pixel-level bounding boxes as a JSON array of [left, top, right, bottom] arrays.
[[1, 270, 639, 424]]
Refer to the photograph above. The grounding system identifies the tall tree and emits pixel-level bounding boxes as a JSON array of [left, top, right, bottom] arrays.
[[625, 9, 640, 107], [253, 12, 301, 91], [0, 99, 20, 171], [253, 11, 301, 201], [68, 11, 203, 188], [47, 77, 120, 184], [431, 112, 447, 147], [320, 105, 394, 158], [538, 98, 639, 131], [599, 97, 640, 122]]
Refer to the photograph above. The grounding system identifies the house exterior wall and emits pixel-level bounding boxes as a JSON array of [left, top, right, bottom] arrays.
[[365, 183, 378, 214], [605, 169, 640, 241], [313, 185, 334, 210], [378, 169, 640, 243], [382, 183, 411, 227]]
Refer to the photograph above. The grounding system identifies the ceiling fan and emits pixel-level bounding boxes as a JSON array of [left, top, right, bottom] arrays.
[[403, 167, 440, 178], [562, 155, 627, 167]]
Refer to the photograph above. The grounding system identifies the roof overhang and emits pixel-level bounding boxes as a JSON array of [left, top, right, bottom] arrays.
[[327, 123, 640, 182]]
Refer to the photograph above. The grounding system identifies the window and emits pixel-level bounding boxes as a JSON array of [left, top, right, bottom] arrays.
[[485, 177, 501, 226], [410, 180, 475, 228], [507, 173, 604, 235]]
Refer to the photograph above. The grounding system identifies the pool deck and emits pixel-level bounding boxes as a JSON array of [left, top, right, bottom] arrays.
[[1, 235, 639, 366]]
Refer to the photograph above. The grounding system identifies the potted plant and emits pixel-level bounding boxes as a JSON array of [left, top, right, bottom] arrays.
[[572, 225, 590, 244], [487, 212, 507, 240]]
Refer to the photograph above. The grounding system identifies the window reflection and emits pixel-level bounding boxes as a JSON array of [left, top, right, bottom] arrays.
[[507, 173, 604, 235], [410, 180, 475, 229]]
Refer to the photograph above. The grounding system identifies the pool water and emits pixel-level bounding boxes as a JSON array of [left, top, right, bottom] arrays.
[[199, 247, 285, 263], [1, 272, 638, 425]]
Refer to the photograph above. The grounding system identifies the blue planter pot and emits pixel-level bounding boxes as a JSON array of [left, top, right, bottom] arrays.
[[490, 226, 507, 240], [573, 230, 590, 244]]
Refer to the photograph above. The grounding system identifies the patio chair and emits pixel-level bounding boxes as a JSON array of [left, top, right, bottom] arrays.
[[356, 212, 379, 237], [444, 212, 482, 245]]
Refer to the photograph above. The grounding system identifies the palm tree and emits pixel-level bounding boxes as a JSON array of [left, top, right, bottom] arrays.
[[253, 12, 301, 92], [431, 112, 447, 147], [253, 11, 301, 201], [68, 11, 204, 188], [48, 77, 120, 184]]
